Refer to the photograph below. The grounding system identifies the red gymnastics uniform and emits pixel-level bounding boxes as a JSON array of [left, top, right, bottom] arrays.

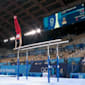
[[14, 16, 22, 40]]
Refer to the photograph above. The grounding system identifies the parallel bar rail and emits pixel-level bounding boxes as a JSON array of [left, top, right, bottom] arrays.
[[15, 39, 62, 50], [19, 40, 69, 51]]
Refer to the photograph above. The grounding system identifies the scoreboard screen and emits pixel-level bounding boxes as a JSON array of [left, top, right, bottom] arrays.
[[43, 3, 85, 30], [62, 4, 85, 26], [43, 12, 62, 30]]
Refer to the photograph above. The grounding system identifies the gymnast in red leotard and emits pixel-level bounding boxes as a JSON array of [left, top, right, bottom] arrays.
[[14, 16, 22, 48]]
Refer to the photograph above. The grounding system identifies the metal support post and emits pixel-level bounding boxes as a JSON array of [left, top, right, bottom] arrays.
[[17, 49, 20, 80], [47, 46, 50, 83], [56, 44, 59, 82], [26, 50, 29, 80]]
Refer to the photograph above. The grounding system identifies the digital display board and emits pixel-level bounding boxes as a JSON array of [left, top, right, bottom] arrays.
[[43, 12, 62, 30], [62, 4, 85, 26], [43, 3, 85, 30]]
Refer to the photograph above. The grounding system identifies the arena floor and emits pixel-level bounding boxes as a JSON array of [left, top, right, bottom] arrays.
[[0, 75, 85, 85]]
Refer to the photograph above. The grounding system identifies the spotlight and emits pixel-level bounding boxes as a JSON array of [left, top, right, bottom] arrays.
[[36, 29, 41, 33], [10, 37, 15, 41], [24, 29, 41, 36], [3, 39, 8, 43], [24, 30, 36, 36]]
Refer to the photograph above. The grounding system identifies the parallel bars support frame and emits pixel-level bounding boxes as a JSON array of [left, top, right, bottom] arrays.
[[16, 39, 69, 82]]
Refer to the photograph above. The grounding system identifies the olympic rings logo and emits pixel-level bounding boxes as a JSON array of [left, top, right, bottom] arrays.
[[41, 67, 48, 72]]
